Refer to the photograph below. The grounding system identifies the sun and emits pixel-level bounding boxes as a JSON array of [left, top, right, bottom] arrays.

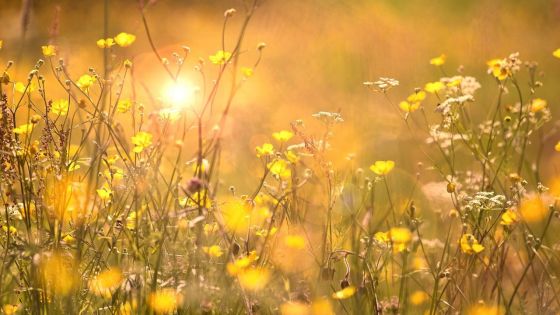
[[163, 82, 196, 105]]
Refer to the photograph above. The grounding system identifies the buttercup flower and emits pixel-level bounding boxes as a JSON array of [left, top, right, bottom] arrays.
[[460, 234, 484, 254], [114, 32, 136, 47], [42, 44, 57, 57], [430, 54, 446, 66], [370, 160, 395, 175], [209, 50, 232, 65], [131, 131, 153, 153]]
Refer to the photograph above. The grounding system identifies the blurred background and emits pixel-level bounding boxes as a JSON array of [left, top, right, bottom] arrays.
[[1, 0, 560, 192]]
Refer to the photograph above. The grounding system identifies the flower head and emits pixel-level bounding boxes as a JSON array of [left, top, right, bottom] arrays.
[[96, 38, 115, 48], [268, 159, 292, 179], [42, 45, 57, 57], [242, 67, 254, 77], [13, 123, 34, 135], [256, 143, 274, 157], [89, 268, 123, 298], [363, 77, 399, 93], [15, 81, 36, 94], [237, 268, 270, 291], [149, 289, 180, 314], [390, 227, 412, 252], [114, 32, 136, 47], [131, 131, 153, 153], [209, 50, 232, 65], [519, 196, 548, 222], [77, 74, 96, 91], [530, 98, 547, 113], [460, 234, 484, 254], [272, 130, 294, 142], [202, 245, 224, 258], [369, 160, 395, 176], [51, 99, 69, 116], [117, 99, 132, 113], [399, 101, 420, 113], [332, 286, 356, 299], [430, 54, 446, 66], [500, 209, 518, 226]]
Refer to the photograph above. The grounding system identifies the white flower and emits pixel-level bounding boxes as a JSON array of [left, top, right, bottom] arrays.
[[363, 77, 399, 92]]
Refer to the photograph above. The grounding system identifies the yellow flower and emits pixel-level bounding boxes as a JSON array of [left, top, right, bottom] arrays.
[[202, 245, 224, 258], [487, 58, 507, 80], [96, 38, 115, 48], [256, 143, 274, 157], [406, 91, 426, 103], [220, 201, 251, 235], [467, 303, 503, 315], [446, 77, 462, 87], [425, 81, 445, 94], [519, 196, 548, 222], [15, 81, 36, 94], [500, 209, 518, 226], [51, 99, 69, 116], [285, 150, 299, 164], [104, 166, 124, 182], [409, 290, 429, 305], [553, 48, 560, 59], [280, 302, 310, 315], [149, 289, 180, 314], [237, 268, 270, 291], [96, 185, 112, 200], [369, 160, 395, 175], [131, 131, 153, 153], [374, 231, 390, 244], [268, 159, 292, 179], [390, 227, 412, 252], [530, 98, 547, 113], [227, 252, 259, 276], [0, 40, 3, 50], [42, 44, 57, 57], [332, 286, 356, 299], [209, 50, 232, 65], [399, 101, 420, 113], [126, 211, 137, 230], [311, 299, 334, 315], [412, 255, 428, 270], [255, 226, 278, 238], [280, 300, 333, 315], [67, 161, 81, 172], [284, 234, 306, 250], [62, 234, 75, 244], [77, 74, 96, 91], [2, 225, 17, 235], [89, 268, 123, 298], [114, 32, 136, 47], [117, 99, 132, 113], [429, 54, 446, 66], [272, 130, 294, 142], [555, 141, 560, 152], [242, 67, 254, 77], [2, 304, 18, 315], [460, 234, 484, 254], [13, 123, 34, 135], [41, 253, 77, 295]]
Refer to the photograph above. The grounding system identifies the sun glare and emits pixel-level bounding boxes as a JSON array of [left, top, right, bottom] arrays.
[[163, 82, 196, 105]]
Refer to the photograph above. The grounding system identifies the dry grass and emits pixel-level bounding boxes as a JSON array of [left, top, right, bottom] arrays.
[[1, 1, 560, 314]]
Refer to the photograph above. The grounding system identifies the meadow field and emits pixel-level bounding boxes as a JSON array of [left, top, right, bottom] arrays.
[[1, 0, 560, 314]]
